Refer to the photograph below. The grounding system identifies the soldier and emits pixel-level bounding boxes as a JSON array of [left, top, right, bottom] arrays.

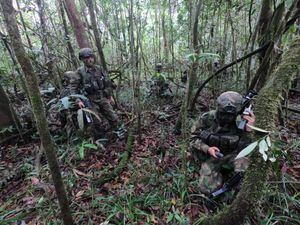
[[150, 63, 171, 97], [60, 71, 81, 97], [75, 48, 118, 139], [190, 91, 255, 195]]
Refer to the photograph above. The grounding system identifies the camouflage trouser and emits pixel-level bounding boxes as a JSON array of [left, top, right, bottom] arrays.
[[90, 98, 118, 139], [198, 154, 249, 195]]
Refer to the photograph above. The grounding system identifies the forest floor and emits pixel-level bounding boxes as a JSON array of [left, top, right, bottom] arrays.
[[0, 89, 299, 225]]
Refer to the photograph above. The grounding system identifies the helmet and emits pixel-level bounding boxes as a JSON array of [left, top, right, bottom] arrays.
[[217, 91, 243, 114], [78, 48, 95, 60], [62, 71, 79, 86]]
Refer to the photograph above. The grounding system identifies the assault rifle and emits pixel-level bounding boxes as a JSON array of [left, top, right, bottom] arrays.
[[81, 97, 93, 123], [211, 172, 244, 198], [238, 90, 257, 130]]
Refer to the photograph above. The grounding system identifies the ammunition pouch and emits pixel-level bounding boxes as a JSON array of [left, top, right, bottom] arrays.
[[83, 76, 105, 95], [200, 129, 240, 155]]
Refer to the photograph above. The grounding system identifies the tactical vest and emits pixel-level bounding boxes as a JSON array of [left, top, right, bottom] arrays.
[[199, 127, 241, 154], [78, 66, 106, 97]]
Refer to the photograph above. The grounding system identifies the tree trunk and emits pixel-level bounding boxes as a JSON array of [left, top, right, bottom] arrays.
[[249, 2, 286, 91], [15, 0, 33, 49], [63, 0, 90, 48], [128, 0, 142, 143], [36, 0, 62, 89], [0, 1, 74, 224], [86, 0, 107, 72], [201, 36, 300, 225], [0, 84, 15, 130], [58, 0, 78, 69], [174, 0, 203, 134]]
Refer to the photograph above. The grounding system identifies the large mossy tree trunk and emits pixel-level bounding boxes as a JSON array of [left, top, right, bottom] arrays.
[[0, 1, 74, 224], [200, 37, 300, 225]]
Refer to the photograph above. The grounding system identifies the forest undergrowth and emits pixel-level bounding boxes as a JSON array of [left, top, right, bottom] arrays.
[[0, 88, 299, 225]]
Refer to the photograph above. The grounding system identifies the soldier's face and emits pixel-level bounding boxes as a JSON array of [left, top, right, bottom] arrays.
[[83, 56, 95, 67], [216, 110, 236, 126]]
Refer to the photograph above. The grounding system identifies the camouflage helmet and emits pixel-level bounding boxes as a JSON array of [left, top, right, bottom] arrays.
[[78, 48, 95, 60], [217, 91, 243, 114], [62, 71, 79, 86]]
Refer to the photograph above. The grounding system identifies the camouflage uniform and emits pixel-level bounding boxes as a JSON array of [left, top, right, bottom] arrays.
[[75, 48, 118, 139], [60, 71, 81, 97], [190, 91, 251, 194]]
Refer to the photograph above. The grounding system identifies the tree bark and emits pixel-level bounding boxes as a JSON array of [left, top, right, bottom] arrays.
[[0, 1, 74, 224], [174, 0, 203, 134], [58, 0, 78, 68], [86, 0, 107, 71], [63, 0, 90, 48], [36, 0, 62, 89], [200, 36, 300, 225], [0, 84, 15, 130]]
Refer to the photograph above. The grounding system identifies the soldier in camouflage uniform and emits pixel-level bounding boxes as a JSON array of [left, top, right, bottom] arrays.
[[190, 91, 255, 194], [74, 48, 118, 139], [60, 71, 81, 97]]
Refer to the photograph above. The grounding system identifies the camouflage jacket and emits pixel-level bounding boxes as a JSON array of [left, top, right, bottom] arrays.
[[76, 65, 115, 99], [191, 110, 251, 155]]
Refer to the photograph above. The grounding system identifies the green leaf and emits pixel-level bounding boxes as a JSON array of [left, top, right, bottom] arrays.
[[83, 143, 98, 149], [174, 213, 181, 221], [266, 136, 271, 147], [166, 213, 174, 223], [259, 139, 269, 154], [186, 53, 197, 62], [262, 152, 268, 161], [77, 109, 84, 130], [289, 24, 297, 34], [235, 141, 258, 159], [79, 146, 85, 159], [247, 124, 270, 133], [81, 108, 102, 123], [38, 197, 44, 204], [197, 53, 220, 61], [269, 157, 276, 162]]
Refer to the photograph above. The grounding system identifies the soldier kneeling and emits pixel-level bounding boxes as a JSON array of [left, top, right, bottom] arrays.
[[190, 91, 256, 195]]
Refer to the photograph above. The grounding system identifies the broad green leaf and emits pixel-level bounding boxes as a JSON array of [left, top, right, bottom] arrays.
[[174, 214, 181, 221], [79, 146, 84, 159], [186, 53, 197, 62], [166, 213, 174, 223], [81, 108, 102, 123], [259, 139, 269, 154], [46, 98, 57, 106], [197, 53, 220, 62], [77, 109, 84, 130], [269, 157, 276, 162], [235, 141, 258, 159], [262, 152, 268, 161], [83, 143, 97, 149], [247, 124, 270, 133], [266, 136, 271, 147], [289, 24, 297, 33]]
